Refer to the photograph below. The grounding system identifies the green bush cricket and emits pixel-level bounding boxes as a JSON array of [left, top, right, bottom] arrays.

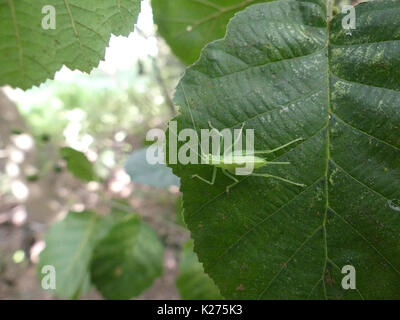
[[178, 84, 306, 193]]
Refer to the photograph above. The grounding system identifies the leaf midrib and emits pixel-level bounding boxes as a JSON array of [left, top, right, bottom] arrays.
[[65, 214, 98, 276], [321, 0, 332, 299]]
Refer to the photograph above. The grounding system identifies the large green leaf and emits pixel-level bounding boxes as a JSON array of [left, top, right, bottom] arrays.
[[177, 240, 223, 300], [38, 211, 115, 299], [169, 0, 400, 299], [0, 0, 140, 89], [152, 0, 267, 65], [90, 215, 164, 300]]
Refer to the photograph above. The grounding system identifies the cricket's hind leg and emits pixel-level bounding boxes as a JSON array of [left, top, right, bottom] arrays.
[[250, 173, 306, 187], [221, 169, 239, 193], [191, 166, 217, 185]]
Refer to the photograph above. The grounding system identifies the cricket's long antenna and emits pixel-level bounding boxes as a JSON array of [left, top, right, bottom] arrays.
[[180, 84, 198, 132], [179, 83, 207, 162], [253, 138, 304, 154]]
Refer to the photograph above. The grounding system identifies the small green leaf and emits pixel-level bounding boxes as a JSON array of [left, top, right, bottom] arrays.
[[152, 0, 268, 65], [60, 147, 97, 182], [177, 240, 223, 300], [38, 211, 108, 298], [125, 147, 180, 188], [90, 216, 164, 300], [10, 128, 24, 135]]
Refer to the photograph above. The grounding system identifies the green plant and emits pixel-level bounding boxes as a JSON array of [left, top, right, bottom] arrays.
[[1, 0, 399, 301]]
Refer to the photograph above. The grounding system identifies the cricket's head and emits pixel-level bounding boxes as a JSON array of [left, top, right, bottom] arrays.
[[249, 156, 268, 169]]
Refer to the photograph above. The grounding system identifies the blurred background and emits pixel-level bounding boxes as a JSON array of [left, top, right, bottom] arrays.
[[0, 0, 188, 299]]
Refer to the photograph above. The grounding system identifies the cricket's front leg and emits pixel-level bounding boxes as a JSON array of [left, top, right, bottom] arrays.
[[191, 166, 217, 185], [221, 169, 239, 193]]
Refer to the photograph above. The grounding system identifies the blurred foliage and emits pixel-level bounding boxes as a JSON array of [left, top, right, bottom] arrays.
[[1, 10, 185, 299], [152, 0, 267, 65], [60, 147, 97, 182], [9, 45, 184, 182], [17, 60, 174, 144], [125, 147, 180, 188], [38, 210, 163, 300], [91, 215, 164, 300]]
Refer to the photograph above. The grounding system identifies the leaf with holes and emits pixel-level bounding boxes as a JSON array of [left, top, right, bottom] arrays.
[[168, 0, 400, 299], [152, 0, 267, 65], [0, 0, 140, 89]]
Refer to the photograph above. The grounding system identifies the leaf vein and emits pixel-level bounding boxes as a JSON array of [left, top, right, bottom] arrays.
[[257, 225, 323, 299], [211, 176, 325, 266], [329, 207, 400, 278], [332, 112, 400, 152], [330, 159, 395, 202]]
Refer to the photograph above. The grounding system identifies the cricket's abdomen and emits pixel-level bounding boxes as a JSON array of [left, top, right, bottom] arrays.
[[208, 155, 267, 174]]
